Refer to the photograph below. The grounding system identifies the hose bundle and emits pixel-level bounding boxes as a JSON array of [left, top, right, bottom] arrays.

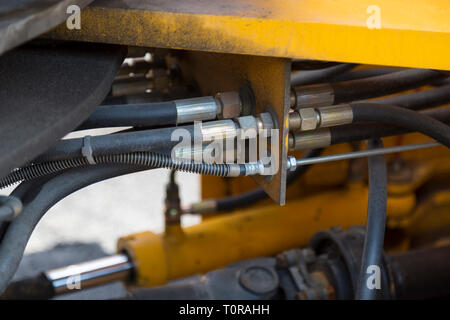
[[0, 152, 234, 188]]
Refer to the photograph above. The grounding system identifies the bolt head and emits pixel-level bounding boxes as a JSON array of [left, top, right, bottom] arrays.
[[215, 91, 241, 119], [237, 115, 258, 132], [299, 108, 318, 131], [257, 112, 275, 131]]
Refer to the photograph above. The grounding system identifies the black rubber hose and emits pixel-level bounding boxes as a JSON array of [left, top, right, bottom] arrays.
[[36, 125, 195, 163], [331, 69, 446, 104], [330, 107, 450, 145], [389, 245, 450, 300], [0, 164, 151, 293], [362, 84, 450, 110], [0, 196, 22, 222], [350, 103, 450, 147], [215, 148, 323, 212], [291, 63, 356, 86], [0, 152, 239, 189], [356, 139, 387, 300], [328, 67, 404, 82], [76, 101, 178, 131], [0, 272, 55, 300]]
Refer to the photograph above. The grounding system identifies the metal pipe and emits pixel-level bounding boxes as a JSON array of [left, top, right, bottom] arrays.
[[288, 142, 440, 169], [45, 254, 133, 295]]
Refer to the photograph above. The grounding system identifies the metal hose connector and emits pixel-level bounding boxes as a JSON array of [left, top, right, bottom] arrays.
[[0, 152, 235, 189]]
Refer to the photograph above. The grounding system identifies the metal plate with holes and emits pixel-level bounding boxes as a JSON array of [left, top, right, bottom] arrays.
[[178, 51, 291, 205]]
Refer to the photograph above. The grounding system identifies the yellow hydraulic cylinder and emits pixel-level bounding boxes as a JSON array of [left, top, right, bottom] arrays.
[[118, 183, 414, 288]]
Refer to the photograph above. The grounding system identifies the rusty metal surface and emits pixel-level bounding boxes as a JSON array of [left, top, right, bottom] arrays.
[[179, 51, 290, 205], [45, 0, 450, 70]]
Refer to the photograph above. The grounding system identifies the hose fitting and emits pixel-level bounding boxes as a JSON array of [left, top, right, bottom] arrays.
[[289, 129, 332, 151], [289, 105, 353, 132], [290, 84, 334, 109]]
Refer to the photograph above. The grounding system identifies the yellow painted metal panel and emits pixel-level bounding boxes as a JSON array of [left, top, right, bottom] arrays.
[[47, 0, 450, 69]]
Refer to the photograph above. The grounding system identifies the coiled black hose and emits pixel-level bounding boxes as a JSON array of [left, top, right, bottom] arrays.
[[350, 103, 450, 147], [0, 152, 237, 189], [356, 139, 387, 300]]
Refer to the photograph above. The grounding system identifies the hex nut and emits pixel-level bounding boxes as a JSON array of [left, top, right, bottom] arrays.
[[215, 91, 241, 119], [237, 115, 258, 131], [256, 112, 275, 131], [287, 156, 297, 171], [299, 108, 318, 131]]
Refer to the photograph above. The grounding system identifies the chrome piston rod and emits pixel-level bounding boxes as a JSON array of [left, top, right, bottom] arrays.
[[45, 253, 133, 295]]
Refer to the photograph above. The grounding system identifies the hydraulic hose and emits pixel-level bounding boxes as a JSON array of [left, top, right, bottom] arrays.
[[76, 101, 177, 131], [356, 139, 387, 300], [350, 103, 450, 147], [329, 107, 450, 145], [0, 164, 151, 294], [291, 63, 356, 86], [0, 151, 257, 189], [292, 69, 447, 109], [363, 84, 450, 111], [331, 69, 446, 104], [213, 148, 323, 213], [0, 196, 22, 223], [36, 125, 195, 163], [328, 67, 403, 83]]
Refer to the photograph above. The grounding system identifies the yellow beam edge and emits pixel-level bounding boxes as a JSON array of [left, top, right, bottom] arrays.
[[47, 7, 450, 71]]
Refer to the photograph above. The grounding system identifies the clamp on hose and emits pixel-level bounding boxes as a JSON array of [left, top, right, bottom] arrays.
[[82, 136, 96, 165]]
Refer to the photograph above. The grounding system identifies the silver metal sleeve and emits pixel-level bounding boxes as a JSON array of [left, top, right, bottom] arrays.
[[201, 119, 238, 142], [289, 128, 332, 151], [292, 83, 334, 109], [45, 254, 133, 295], [317, 104, 353, 127], [227, 164, 242, 177], [175, 96, 219, 124]]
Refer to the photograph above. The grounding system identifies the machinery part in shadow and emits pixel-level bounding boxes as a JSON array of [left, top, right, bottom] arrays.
[[124, 227, 450, 300], [0, 40, 126, 179], [3, 226, 450, 300], [0, 0, 93, 55]]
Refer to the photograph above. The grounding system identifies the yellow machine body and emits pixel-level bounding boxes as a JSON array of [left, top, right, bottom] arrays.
[[48, 0, 450, 70], [47, 0, 450, 290], [119, 132, 450, 287]]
